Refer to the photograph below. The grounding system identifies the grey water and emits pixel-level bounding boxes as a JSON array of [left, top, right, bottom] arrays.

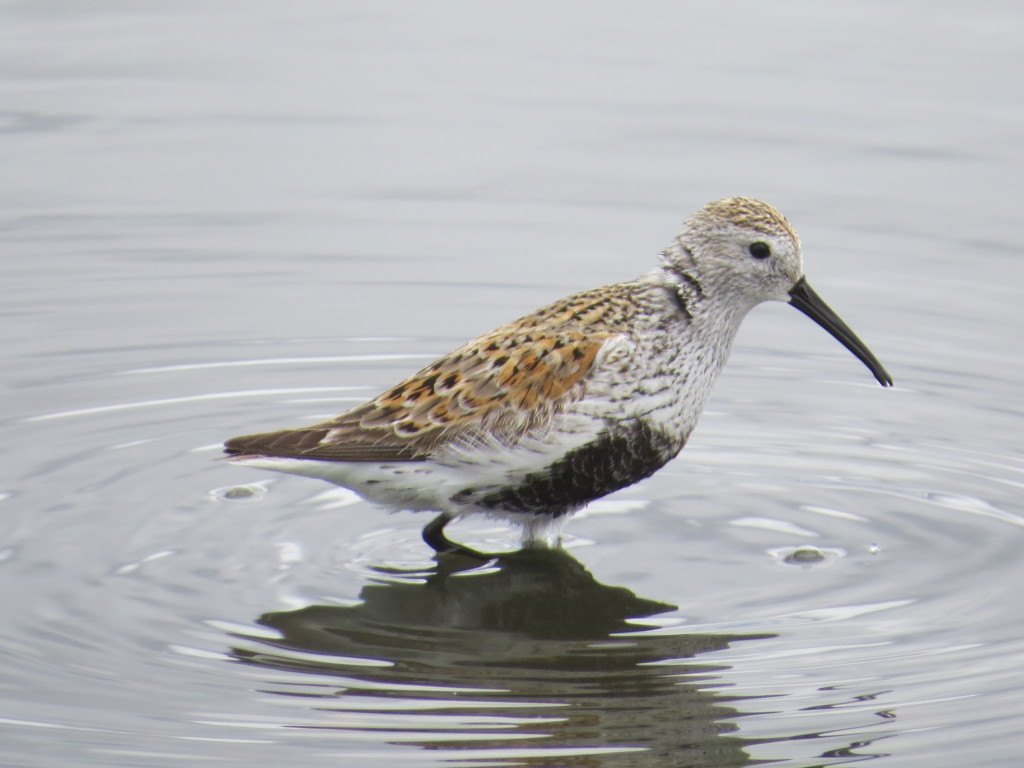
[[2, 2, 1023, 766]]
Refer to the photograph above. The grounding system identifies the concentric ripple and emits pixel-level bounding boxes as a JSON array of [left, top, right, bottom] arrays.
[[3, 337, 1023, 767]]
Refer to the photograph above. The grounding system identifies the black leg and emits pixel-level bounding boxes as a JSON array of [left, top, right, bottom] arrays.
[[422, 513, 491, 561]]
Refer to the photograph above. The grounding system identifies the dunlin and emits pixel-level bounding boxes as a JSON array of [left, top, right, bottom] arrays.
[[225, 198, 892, 558]]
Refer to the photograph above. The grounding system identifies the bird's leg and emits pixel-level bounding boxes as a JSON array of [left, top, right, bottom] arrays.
[[422, 513, 491, 561]]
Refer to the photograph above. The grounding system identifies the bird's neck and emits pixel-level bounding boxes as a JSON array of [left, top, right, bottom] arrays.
[[648, 259, 754, 346], [627, 268, 753, 445]]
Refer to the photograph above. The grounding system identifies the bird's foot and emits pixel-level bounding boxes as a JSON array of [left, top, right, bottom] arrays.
[[422, 513, 492, 562]]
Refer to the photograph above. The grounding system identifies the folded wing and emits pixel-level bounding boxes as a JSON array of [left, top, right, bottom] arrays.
[[224, 329, 613, 462]]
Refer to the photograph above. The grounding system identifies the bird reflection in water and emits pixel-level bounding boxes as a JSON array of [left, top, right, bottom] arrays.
[[231, 549, 773, 766]]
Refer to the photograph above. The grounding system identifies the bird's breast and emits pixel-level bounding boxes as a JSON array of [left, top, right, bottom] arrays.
[[457, 418, 680, 516]]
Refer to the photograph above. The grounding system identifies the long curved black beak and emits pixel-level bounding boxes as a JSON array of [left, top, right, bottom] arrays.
[[789, 277, 893, 387]]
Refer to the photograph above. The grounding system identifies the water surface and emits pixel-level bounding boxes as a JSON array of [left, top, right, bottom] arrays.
[[2, 2, 1023, 766]]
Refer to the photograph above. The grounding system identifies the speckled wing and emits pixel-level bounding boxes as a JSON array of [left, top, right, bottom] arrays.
[[224, 329, 614, 462], [223, 284, 648, 462]]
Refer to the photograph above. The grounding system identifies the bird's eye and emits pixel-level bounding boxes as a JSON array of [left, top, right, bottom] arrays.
[[749, 242, 771, 259]]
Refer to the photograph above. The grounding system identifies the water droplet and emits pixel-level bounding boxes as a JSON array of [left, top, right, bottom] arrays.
[[209, 482, 269, 502], [784, 546, 827, 564], [768, 544, 846, 567]]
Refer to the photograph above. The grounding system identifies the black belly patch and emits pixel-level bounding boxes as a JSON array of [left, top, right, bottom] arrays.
[[467, 421, 680, 516]]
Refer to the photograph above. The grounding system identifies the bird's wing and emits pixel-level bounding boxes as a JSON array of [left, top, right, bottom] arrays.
[[224, 328, 616, 462]]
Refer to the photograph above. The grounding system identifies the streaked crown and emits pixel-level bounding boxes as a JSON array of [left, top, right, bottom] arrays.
[[686, 197, 799, 244]]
